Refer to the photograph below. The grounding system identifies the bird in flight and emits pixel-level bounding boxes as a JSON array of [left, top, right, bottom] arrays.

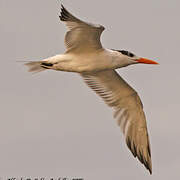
[[25, 4, 158, 174]]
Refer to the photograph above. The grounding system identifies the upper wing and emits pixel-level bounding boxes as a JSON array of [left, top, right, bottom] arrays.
[[81, 70, 152, 174], [59, 5, 105, 52]]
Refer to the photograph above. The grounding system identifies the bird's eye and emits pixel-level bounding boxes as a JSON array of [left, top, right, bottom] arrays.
[[119, 50, 134, 57], [128, 52, 134, 57], [111, 49, 135, 57]]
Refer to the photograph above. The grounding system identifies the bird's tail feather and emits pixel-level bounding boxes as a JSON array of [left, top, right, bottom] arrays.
[[25, 61, 53, 73]]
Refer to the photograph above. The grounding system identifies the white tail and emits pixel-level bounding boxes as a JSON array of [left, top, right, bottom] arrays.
[[25, 61, 45, 73], [25, 54, 66, 73], [25, 61, 54, 73]]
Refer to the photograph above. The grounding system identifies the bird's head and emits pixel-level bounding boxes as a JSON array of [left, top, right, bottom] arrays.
[[112, 49, 158, 67]]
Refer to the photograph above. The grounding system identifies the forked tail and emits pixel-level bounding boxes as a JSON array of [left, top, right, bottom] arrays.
[[25, 61, 54, 73]]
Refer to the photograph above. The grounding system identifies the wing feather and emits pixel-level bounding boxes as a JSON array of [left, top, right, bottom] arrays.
[[81, 70, 152, 174], [59, 5, 105, 52]]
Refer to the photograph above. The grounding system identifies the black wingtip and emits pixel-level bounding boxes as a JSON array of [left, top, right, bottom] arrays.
[[61, 4, 65, 9], [149, 168, 152, 175], [59, 4, 71, 21], [126, 137, 152, 175], [147, 164, 152, 175], [137, 151, 152, 175]]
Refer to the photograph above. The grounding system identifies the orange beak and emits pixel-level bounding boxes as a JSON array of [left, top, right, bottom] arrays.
[[136, 58, 159, 65]]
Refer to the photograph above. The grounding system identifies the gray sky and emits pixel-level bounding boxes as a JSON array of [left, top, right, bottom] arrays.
[[0, 0, 180, 179]]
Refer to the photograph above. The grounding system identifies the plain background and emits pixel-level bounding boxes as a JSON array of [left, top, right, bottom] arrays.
[[0, 0, 180, 179]]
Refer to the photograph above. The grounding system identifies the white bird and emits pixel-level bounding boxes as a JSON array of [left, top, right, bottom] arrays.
[[25, 4, 158, 174]]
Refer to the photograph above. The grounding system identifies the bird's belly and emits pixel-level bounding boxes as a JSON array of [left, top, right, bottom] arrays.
[[70, 59, 112, 73], [54, 51, 117, 73], [69, 53, 116, 73]]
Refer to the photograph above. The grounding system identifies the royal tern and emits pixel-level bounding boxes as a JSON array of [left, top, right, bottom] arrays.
[[25, 4, 158, 174]]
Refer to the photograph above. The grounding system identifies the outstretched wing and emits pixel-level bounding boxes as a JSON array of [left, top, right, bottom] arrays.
[[81, 70, 152, 174], [59, 5, 105, 52]]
